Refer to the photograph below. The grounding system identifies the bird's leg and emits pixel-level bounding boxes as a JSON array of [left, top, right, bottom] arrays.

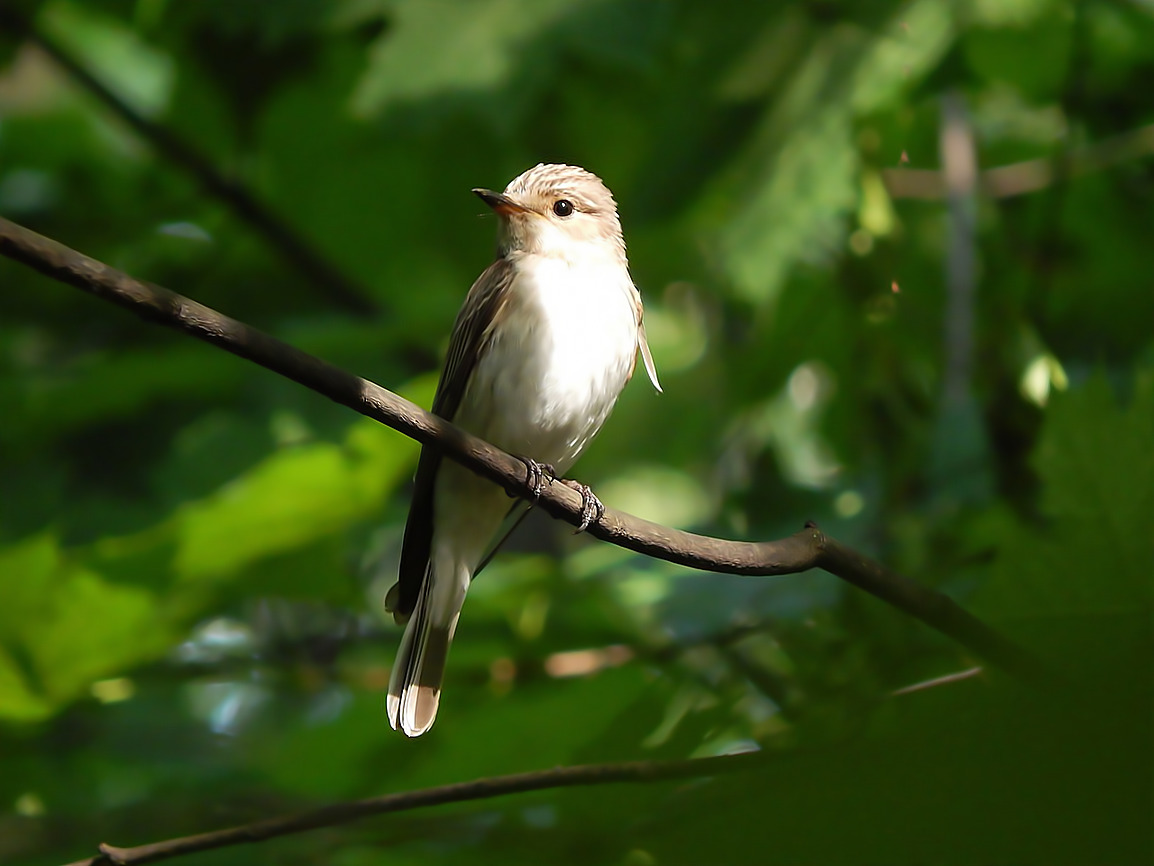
[[514, 456, 556, 500], [560, 479, 605, 533]]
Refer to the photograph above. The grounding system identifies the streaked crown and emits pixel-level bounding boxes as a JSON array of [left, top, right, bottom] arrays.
[[495, 163, 626, 261]]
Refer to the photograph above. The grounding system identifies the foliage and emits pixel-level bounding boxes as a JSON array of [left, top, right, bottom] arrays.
[[0, 0, 1150, 863]]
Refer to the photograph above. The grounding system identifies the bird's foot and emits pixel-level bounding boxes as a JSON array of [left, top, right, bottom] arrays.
[[560, 479, 605, 533], [515, 456, 556, 500]]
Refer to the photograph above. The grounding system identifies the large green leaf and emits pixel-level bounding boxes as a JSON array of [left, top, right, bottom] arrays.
[[979, 373, 1154, 630], [0, 534, 171, 720]]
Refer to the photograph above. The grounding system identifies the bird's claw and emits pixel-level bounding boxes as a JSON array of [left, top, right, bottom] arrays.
[[561, 479, 604, 533], [516, 456, 555, 500]]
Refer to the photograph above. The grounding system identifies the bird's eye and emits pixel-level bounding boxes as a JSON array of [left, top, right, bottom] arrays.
[[552, 199, 574, 217]]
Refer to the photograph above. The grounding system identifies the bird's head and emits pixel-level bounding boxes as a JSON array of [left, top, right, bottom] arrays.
[[473, 163, 625, 264]]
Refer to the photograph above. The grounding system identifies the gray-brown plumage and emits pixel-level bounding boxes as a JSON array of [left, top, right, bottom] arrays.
[[385, 164, 659, 736]]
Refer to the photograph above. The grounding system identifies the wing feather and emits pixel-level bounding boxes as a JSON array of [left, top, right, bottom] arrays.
[[633, 290, 662, 393], [392, 260, 516, 618]]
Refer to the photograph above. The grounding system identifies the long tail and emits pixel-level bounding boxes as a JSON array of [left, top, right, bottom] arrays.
[[386, 567, 467, 737]]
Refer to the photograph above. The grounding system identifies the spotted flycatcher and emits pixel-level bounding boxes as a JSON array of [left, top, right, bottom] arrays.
[[384, 163, 661, 736]]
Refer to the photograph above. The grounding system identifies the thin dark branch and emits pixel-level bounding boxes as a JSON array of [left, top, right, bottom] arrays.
[[0, 6, 379, 317], [0, 215, 1047, 682], [62, 751, 766, 866], [813, 536, 1039, 676]]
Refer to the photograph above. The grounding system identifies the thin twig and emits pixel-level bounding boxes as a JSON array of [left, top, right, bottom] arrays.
[[0, 6, 379, 317], [0, 215, 1047, 681], [892, 667, 984, 696], [60, 751, 767, 865]]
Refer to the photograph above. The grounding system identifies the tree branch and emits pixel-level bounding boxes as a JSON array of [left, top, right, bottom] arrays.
[[0, 6, 379, 317], [62, 751, 766, 866], [0, 215, 1046, 681], [883, 123, 1154, 200]]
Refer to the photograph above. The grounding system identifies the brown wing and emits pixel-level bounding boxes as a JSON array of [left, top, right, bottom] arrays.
[[391, 259, 516, 618]]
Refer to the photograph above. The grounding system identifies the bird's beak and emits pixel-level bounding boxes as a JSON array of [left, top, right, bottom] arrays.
[[473, 188, 532, 216]]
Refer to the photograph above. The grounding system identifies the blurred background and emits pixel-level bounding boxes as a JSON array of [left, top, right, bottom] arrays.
[[0, 1, 1150, 863]]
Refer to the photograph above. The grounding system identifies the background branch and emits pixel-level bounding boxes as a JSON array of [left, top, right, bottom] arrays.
[[0, 6, 379, 317], [65, 751, 766, 866], [0, 215, 1044, 682], [883, 123, 1154, 200]]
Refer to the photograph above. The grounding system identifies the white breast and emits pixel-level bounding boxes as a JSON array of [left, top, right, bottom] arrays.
[[457, 254, 639, 474]]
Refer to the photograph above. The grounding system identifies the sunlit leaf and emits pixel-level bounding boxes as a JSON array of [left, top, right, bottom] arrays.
[[0, 534, 171, 718]]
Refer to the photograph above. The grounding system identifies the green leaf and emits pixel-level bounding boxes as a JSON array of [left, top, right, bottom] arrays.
[[351, 0, 574, 121], [173, 418, 414, 584], [716, 0, 954, 306], [0, 649, 53, 722], [0, 534, 172, 719], [980, 373, 1154, 622]]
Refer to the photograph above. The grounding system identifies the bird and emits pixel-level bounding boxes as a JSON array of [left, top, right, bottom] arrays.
[[384, 163, 661, 737]]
